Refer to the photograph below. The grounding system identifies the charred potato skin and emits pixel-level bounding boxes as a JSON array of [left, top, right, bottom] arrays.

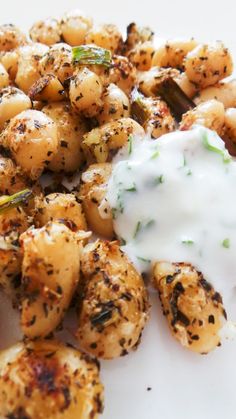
[[153, 261, 226, 354], [0, 340, 104, 419], [77, 240, 149, 359]]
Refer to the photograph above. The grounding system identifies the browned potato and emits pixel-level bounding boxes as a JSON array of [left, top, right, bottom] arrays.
[[124, 22, 154, 53], [20, 221, 81, 338], [152, 39, 198, 70], [61, 9, 93, 46], [0, 49, 19, 80], [28, 74, 66, 102], [0, 24, 27, 51], [131, 94, 175, 139], [79, 163, 113, 238], [108, 55, 137, 95], [1, 109, 59, 179], [30, 18, 61, 46], [184, 42, 233, 88], [77, 239, 149, 359], [0, 201, 30, 299], [153, 261, 226, 354], [0, 156, 28, 195], [15, 43, 48, 93], [39, 43, 74, 83], [85, 24, 123, 54], [180, 99, 225, 135], [96, 83, 130, 125], [82, 117, 144, 163], [127, 41, 155, 71], [42, 101, 87, 172], [0, 340, 104, 418], [0, 86, 32, 130], [35, 192, 87, 231]]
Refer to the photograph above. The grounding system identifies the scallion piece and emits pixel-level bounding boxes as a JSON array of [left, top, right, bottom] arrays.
[[0, 189, 33, 215], [131, 89, 150, 125], [156, 77, 195, 122], [72, 45, 112, 68], [202, 132, 232, 163], [222, 238, 230, 248]]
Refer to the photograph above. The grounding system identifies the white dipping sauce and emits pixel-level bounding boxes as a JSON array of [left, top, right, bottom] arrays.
[[106, 126, 236, 320]]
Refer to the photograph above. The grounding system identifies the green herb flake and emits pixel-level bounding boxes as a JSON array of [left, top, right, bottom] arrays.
[[72, 45, 112, 68], [133, 221, 142, 238], [202, 132, 232, 164], [154, 175, 164, 185], [150, 150, 160, 160], [186, 169, 192, 176], [128, 135, 133, 155], [222, 238, 230, 249], [0, 189, 33, 215], [137, 256, 151, 263], [125, 183, 137, 192], [182, 239, 194, 245]]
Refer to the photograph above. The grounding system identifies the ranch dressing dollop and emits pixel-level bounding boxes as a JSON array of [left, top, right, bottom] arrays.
[[106, 126, 236, 320]]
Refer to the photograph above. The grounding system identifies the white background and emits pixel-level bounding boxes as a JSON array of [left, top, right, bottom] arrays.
[[1, 1, 236, 418]]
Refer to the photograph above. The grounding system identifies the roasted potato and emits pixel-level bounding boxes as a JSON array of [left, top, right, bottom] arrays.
[[153, 261, 226, 354], [20, 221, 80, 338], [0, 339, 104, 418], [77, 239, 149, 359], [79, 163, 113, 238]]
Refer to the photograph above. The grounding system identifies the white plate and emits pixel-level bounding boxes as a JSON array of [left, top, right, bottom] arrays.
[[1, 1, 236, 418]]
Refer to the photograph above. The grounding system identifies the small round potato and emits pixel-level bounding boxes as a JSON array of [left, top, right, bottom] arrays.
[[108, 55, 137, 95], [77, 239, 149, 359], [184, 42, 233, 88], [0, 49, 19, 80], [30, 18, 61, 46], [0, 62, 9, 88], [224, 108, 236, 143], [20, 221, 81, 339], [0, 340, 104, 418], [153, 261, 226, 354], [42, 101, 87, 172], [39, 43, 74, 83], [28, 74, 66, 102], [0, 24, 27, 51], [79, 163, 113, 238], [0, 203, 29, 298], [96, 83, 130, 125], [0, 156, 28, 195], [127, 41, 155, 71], [85, 24, 123, 54], [61, 9, 93, 46], [82, 117, 144, 163], [69, 68, 103, 118], [35, 192, 87, 231], [194, 80, 236, 109], [0, 86, 32, 130], [1, 109, 59, 179], [180, 99, 225, 135], [15, 43, 48, 93], [124, 22, 154, 53], [152, 39, 198, 70]]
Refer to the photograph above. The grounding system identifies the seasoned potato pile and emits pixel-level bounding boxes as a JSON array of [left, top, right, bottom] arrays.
[[0, 8, 235, 417]]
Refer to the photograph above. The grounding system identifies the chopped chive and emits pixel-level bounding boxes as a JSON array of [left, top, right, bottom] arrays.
[[133, 221, 142, 238], [120, 237, 127, 245], [72, 45, 112, 68], [186, 169, 192, 176], [137, 256, 151, 263], [0, 189, 33, 215], [128, 135, 133, 155], [145, 219, 155, 228], [125, 184, 137, 192], [202, 132, 232, 163], [222, 238, 230, 248], [182, 239, 194, 245], [150, 150, 159, 159], [154, 175, 164, 185]]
